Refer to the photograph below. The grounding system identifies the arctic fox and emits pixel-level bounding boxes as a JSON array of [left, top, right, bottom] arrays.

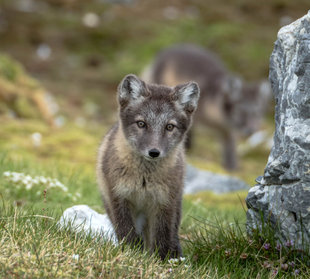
[[142, 44, 271, 170], [97, 74, 200, 259]]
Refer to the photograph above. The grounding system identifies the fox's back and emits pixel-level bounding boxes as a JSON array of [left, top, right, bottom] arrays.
[[151, 44, 227, 99]]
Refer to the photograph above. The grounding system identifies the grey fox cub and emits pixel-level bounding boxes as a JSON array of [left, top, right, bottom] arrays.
[[142, 44, 271, 170], [97, 74, 200, 259]]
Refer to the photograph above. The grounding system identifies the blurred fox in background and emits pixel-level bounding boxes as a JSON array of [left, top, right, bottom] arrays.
[[142, 44, 271, 170]]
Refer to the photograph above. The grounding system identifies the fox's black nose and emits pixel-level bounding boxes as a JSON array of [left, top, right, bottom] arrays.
[[149, 149, 160, 158]]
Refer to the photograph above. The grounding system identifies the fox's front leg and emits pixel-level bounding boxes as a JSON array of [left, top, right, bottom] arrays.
[[172, 198, 183, 257], [222, 130, 237, 170], [154, 208, 182, 260], [110, 197, 142, 247]]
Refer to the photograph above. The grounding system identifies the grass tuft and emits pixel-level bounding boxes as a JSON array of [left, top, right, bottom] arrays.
[[186, 216, 310, 278]]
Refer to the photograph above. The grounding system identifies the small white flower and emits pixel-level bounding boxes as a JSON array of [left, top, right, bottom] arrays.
[[72, 254, 79, 261], [32, 178, 39, 185], [180, 257, 186, 262], [31, 132, 42, 147], [54, 181, 68, 192], [39, 176, 47, 184], [24, 175, 32, 182], [75, 192, 81, 198], [55, 181, 62, 187], [4, 171, 69, 199], [12, 176, 21, 183], [168, 258, 179, 264]]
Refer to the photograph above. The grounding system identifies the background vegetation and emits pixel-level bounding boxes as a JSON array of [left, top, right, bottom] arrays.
[[0, 0, 309, 277]]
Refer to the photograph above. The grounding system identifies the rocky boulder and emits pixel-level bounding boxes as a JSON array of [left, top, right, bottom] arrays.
[[185, 165, 248, 194], [246, 11, 310, 249]]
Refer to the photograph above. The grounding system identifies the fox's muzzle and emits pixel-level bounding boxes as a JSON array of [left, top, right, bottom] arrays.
[[148, 148, 160, 158]]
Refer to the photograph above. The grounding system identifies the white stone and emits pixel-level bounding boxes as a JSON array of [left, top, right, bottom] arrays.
[[57, 205, 117, 244], [82, 13, 100, 28], [36, 44, 51, 60]]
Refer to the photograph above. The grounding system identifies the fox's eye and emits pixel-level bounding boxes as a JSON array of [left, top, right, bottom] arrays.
[[166, 124, 175, 131], [137, 121, 146, 128]]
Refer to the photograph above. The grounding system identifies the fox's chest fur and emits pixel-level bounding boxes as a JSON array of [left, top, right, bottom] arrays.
[[112, 156, 172, 209], [110, 129, 183, 210]]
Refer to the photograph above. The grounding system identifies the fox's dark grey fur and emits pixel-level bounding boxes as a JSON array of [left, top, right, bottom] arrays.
[[142, 44, 271, 170], [97, 74, 199, 259]]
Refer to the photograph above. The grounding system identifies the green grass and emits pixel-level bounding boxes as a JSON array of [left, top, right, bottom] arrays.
[[0, 152, 215, 278], [0, 149, 308, 278], [187, 219, 309, 278], [0, 116, 300, 278], [0, 203, 201, 278], [0, 108, 300, 278]]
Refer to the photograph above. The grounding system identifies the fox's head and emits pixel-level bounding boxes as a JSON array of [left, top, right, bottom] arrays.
[[118, 74, 200, 160]]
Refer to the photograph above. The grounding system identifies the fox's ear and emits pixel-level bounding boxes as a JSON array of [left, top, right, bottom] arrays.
[[118, 74, 148, 107], [173, 82, 200, 113]]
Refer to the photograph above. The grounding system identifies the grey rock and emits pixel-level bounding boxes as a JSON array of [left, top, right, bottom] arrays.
[[246, 11, 310, 250], [185, 165, 249, 194]]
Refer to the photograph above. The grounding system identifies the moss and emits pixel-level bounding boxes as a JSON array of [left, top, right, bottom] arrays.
[[0, 54, 39, 88], [0, 118, 105, 173], [13, 95, 41, 118], [0, 54, 23, 82], [0, 53, 54, 124]]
